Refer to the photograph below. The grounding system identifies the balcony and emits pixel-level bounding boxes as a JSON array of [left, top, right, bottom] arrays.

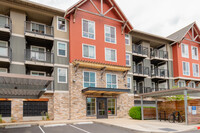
[[134, 87, 168, 94], [133, 65, 149, 78], [151, 49, 168, 64], [132, 44, 148, 61], [0, 15, 12, 40], [24, 49, 54, 67], [25, 21, 54, 41], [0, 46, 12, 64], [151, 68, 169, 82]]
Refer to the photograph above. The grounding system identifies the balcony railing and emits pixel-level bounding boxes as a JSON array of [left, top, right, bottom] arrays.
[[132, 44, 148, 56], [152, 68, 169, 78], [47, 81, 54, 91], [25, 21, 54, 37], [134, 86, 168, 94], [0, 15, 12, 30], [151, 49, 168, 59], [0, 46, 12, 61], [25, 49, 54, 64], [133, 65, 149, 76]]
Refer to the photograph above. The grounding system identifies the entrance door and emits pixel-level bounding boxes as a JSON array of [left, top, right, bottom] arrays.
[[97, 98, 108, 119]]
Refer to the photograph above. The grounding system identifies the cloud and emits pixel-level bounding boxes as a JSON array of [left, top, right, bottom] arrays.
[[29, 0, 200, 37]]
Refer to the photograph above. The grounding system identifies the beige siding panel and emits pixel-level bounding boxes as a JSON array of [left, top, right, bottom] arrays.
[[126, 35, 132, 52], [10, 10, 26, 35]]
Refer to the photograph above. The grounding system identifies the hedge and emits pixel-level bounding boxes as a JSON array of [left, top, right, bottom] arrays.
[[129, 106, 155, 120]]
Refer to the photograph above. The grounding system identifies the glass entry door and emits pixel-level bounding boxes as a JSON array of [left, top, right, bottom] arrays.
[[97, 98, 108, 119]]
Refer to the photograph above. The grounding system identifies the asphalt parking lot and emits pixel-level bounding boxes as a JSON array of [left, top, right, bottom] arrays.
[[0, 123, 198, 133]]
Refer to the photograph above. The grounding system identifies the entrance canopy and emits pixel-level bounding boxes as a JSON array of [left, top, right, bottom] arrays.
[[138, 87, 200, 125], [82, 87, 130, 96], [0, 73, 53, 99]]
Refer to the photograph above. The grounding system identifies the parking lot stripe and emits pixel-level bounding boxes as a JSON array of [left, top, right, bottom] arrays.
[[44, 124, 67, 127], [74, 122, 93, 125], [69, 124, 91, 133], [39, 126, 45, 133]]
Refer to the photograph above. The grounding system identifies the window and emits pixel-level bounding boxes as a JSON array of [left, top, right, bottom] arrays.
[[181, 43, 189, 58], [192, 46, 198, 60], [0, 16, 8, 28], [178, 80, 185, 88], [0, 68, 7, 73], [86, 98, 96, 116], [105, 48, 117, 62], [188, 82, 196, 88], [31, 23, 45, 34], [105, 25, 116, 44], [57, 17, 66, 31], [31, 46, 46, 61], [31, 71, 46, 77], [127, 77, 131, 89], [83, 72, 96, 88], [82, 19, 95, 39], [126, 54, 130, 66], [106, 74, 117, 88], [107, 98, 116, 115], [23, 101, 48, 116], [0, 41, 8, 57], [0, 101, 11, 117], [83, 44, 96, 59], [182, 62, 190, 76], [58, 68, 67, 83], [125, 34, 130, 45], [57, 42, 67, 57], [193, 64, 199, 77]]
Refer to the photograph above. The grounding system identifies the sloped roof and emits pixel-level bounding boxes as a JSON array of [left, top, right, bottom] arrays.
[[167, 22, 195, 42], [64, 0, 133, 31]]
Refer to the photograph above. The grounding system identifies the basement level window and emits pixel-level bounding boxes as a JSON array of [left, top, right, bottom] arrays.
[[23, 101, 48, 117], [0, 101, 11, 117]]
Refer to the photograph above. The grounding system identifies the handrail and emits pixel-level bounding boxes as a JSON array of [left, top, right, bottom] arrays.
[[133, 65, 149, 75], [0, 15, 12, 30], [152, 68, 169, 77], [132, 44, 148, 56], [0, 46, 12, 61], [151, 49, 168, 59]]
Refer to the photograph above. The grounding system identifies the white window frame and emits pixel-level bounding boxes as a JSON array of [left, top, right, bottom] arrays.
[[125, 34, 130, 45], [0, 68, 7, 73], [82, 19, 95, 40], [82, 44, 96, 59], [57, 16, 67, 32], [178, 80, 186, 88], [83, 71, 97, 88], [30, 71, 46, 77], [126, 54, 131, 66], [191, 46, 198, 60], [188, 81, 196, 88], [182, 61, 190, 76], [57, 41, 67, 57], [127, 77, 131, 89], [30, 21, 46, 34], [104, 25, 117, 44], [181, 43, 189, 58], [193, 63, 199, 77], [30, 45, 46, 61], [105, 48, 117, 62], [106, 73, 118, 88], [57, 68, 67, 83]]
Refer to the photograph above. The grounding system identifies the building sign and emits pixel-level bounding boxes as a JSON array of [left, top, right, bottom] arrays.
[[188, 106, 192, 113], [192, 106, 197, 115]]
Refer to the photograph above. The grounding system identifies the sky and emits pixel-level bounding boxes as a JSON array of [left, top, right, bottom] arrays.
[[30, 0, 200, 37]]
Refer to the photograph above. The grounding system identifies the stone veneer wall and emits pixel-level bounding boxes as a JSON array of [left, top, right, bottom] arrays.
[[69, 64, 134, 120], [11, 99, 23, 121]]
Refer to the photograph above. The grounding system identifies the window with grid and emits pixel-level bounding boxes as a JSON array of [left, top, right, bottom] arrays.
[[86, 98, 96, 116], [193, 64, 199, 77], [183, 62, 190, 76], [181, 43, 189, 58], [23, 101, 48, 116], [58, 42, 67, 57], [105, 25, 116, 44], [84, 72, 96, 88], [0, 101, 11, 117], [107, 98, 116, 115], [83, 44, 95, 59], [57, 17, 66, 31], [82, 19, 95, 39], [192, 46, 198, 60], [105, 48, 116, 62], [106, 74, 117, 88], [58, 68, 67, 83]]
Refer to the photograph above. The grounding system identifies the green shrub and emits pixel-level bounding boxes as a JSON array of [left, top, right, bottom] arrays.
[[0, 114, 2, 123], [129, 107, 141, 120]]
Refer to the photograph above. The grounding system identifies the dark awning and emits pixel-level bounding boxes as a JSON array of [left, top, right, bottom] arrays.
[[82, 87, 130, 95], [0, 73, 53, 99]]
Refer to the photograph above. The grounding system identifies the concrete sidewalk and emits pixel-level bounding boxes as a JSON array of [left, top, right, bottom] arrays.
[[0, 118, 199, 133]]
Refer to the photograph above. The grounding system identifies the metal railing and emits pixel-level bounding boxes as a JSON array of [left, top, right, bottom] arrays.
[[46, 81, 54, 91], [132, 44, 148, 56], [151, 49, 168, 59], [134, 86, 168, 94], [25, 49, 54, 64], [133, 65, 149, 76], [0, 15, 12, 30], [0, 46, 12, 61], [152, 68, 169, 77], [25, 21, 54, 37]]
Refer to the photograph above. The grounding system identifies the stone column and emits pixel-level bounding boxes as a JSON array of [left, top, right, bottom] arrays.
[[11, 99, 23, 121]]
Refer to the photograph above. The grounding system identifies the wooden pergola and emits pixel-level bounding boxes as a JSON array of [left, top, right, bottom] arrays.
[[139, 87, 200, 125]]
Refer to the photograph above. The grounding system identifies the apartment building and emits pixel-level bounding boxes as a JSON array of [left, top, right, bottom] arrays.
[[125, 29, 174, 105], [0, 0, 69, 121], [168, 22, 200, 89]]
